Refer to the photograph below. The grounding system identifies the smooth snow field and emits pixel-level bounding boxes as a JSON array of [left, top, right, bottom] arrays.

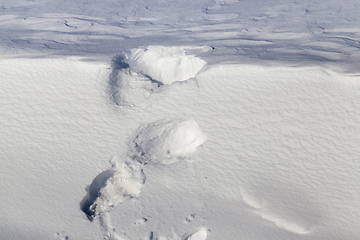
[[1, 0, 360, 240]]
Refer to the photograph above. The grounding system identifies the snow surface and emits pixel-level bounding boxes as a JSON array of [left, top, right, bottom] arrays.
[[1, 0, 360, 240]]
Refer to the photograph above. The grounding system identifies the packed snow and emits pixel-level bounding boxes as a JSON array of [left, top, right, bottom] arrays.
[[1, 0, 360, 240], [127, 46, 209, 85], [128, 118, 206, 164], [81, 169, 133, 221]]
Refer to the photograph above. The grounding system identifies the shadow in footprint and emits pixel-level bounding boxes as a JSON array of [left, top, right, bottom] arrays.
[[108, 54, 129, 105], [108, 53, 163, 108], [80, 170, 116, 221]]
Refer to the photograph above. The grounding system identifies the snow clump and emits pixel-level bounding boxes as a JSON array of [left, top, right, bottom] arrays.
[[128, 118, 206, 164]]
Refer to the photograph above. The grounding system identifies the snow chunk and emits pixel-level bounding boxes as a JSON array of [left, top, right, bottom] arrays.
[[128, 118, 206, 164], [81, 170, 132, 221], [182, 228, 208, 240], [127, 46, 209, 85]]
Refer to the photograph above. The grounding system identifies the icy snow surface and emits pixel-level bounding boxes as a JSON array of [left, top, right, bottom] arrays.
[[1, 0, 360, 240]]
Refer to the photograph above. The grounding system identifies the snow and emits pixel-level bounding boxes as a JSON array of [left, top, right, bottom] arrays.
[[127, 46, 209, 85], [182, 228, 207, 240], [81, 169, 132, 221], [1, 0, 360, 240], [128, 118, 206, 164]]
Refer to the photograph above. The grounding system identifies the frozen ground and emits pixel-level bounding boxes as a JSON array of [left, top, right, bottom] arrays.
[[1, 0, 360, 240]]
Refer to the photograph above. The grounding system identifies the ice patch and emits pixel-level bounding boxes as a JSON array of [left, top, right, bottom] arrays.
[[128, 46, 209, 85], [182, 228, 207, 240], [128, 118, 206, 164]]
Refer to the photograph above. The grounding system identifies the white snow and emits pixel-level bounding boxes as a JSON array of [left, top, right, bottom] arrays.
[[1, 0, 360, 240], [81, 170, 132, 221], [128, 118, 206, 164], [182, 228, 207, 240], [127, 46, 209, 85]]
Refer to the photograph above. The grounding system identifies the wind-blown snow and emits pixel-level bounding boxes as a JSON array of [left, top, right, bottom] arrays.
[[1, 0, 360, 240]]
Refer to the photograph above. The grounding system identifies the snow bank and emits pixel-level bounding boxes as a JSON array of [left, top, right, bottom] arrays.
[[128, 118, 206, 164], [127, 46, 209, 85]]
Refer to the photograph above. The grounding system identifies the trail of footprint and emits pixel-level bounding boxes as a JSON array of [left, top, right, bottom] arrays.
[[85, 45, 209, 238]]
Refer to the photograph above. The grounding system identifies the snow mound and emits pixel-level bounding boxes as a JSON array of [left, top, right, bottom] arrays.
[[80, 170, 132, 221], [128, 118, 206, 164], [127, 46, 209, 85], [182, 228, 207, 240]]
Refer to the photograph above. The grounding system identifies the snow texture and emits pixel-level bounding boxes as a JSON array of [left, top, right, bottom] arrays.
[[127, 118, 207, 164], [1, 0, 360, 240], [81, 158, 145, 222]]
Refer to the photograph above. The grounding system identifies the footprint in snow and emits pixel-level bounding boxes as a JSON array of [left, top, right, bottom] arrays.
[[109, 46, 210, 108], [182, 228, 208, 240], [127, 118, 206, 165], [80, 159, 144, 221]]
